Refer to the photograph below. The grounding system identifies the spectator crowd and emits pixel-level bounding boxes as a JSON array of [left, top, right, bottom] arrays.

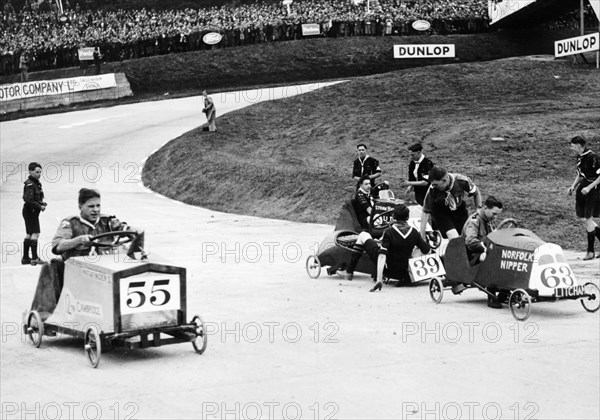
[[1, 0, 491, 76]]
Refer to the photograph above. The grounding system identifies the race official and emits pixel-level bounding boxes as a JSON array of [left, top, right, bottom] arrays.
[[202, 90, 217, 132], [567, 135, 600, 260], [52, 188, 145, 260], [352, 143, 382, 185], [22, 162, 47, 265], [405, 143, 434, 205], [420, 166, 482, 240]]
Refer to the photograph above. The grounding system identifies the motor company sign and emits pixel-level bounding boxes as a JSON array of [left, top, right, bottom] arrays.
[[394, 44, 455, 58], [554, 33, 600, 58]]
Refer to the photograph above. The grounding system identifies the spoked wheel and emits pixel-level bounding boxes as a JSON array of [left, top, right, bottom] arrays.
[[305, 255, 321, 279], [191, 315, 208, 354], [509, 289, 532, 321], [580, 282, 600, 313], [429, 277, 444, 304], [84, 326, 102, 368], [26, 310, 44, 348]]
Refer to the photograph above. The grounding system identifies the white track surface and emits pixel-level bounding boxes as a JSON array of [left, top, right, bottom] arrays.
[[1, 84, 599, 420]]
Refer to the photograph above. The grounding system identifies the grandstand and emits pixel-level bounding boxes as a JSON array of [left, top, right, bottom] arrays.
[[1, 0, 492, 76]]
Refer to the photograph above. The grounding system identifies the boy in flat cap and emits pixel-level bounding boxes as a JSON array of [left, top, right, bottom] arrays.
[[405, 143, 434, 206], [567, 135, 600, 260]]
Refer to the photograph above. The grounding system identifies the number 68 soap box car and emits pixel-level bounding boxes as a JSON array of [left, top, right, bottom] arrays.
[[23, 231, 207, 368], [427, 227, 600, 321]]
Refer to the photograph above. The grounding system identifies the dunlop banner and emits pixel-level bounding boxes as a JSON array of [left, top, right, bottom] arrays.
[[555, 33, 600, 58], [394, 44, 455, 58]]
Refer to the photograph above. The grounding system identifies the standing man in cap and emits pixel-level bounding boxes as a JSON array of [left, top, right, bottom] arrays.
[[419, 166, 482, 241], [567, 135, 600, 260], [202, 90, 217, 132], [22, 162, 47, 265], [352, 143, 382, 186], [405, 143, 434, 206]]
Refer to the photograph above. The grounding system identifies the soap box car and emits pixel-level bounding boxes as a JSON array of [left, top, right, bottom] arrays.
[[305, 190, 445, 284], [427, 227, 600, 321], [23, 231, 207, 368]]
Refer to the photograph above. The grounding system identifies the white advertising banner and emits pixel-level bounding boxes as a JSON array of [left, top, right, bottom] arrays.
[[555, 33, 600, 57], [78, 47, 96, 60], [0, 74, 117, 102], [394, 44, 455, 58], [590, 0, 600, 20], [301, 23, 320, 36], [488, 0, 536, 25]]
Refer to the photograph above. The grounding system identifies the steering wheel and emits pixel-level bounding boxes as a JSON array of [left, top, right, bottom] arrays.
[[496, 218, 520, 230], [370, 209, 395, 232], [425, 230, 442, 249], [89, 230, 138, 249]]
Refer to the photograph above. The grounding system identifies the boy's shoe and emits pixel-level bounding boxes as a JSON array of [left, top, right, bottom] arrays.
[[452, 284, 467, 295], [30, 258, 46, 265], [487, 295, 503, 309], [21, 257, 31, 265], [583, 252, 595, 261]]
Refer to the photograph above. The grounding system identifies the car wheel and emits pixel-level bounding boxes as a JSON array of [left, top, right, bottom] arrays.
[[305, 255, 321, 279], [580, 282, 600, 313], [191, 315, 208, 355], [509, 289, 531, 321], [84, 325, 102, 368], [27, 310, 44, 348], [429, 277, 444, 304]]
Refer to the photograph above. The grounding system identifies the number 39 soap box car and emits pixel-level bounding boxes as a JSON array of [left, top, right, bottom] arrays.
[[306, 191, 446, 284], [428, 227, 600, 321], [23, 231, 207, 368]]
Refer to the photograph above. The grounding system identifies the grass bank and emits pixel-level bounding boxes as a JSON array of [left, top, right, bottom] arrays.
[[143, 57, 600, 250]]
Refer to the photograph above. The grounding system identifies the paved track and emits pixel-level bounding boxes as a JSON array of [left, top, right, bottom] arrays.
[[1, 84, 599, 420]]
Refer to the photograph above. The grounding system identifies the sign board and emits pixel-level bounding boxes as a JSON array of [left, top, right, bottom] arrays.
[[394, 44, 455, 58], [78, 47, 96, 61], [412, 20, 431, 31], [554, 33, 599, 58], [409, 254, 446, 283], [302, 23, 320, 36], [488, 0, 536, 25], [203, 32, 222, 45], [0, 74, 117, 102]]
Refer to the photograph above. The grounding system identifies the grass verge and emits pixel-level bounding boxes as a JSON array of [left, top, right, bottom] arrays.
[[143, 57, 600, 250]]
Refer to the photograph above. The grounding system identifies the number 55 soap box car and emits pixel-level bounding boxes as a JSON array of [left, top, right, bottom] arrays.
[[427, 226, 600, 321], [23, 231, 207, 368]]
